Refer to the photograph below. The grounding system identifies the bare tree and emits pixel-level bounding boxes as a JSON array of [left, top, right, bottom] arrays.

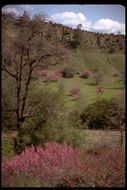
[[2, 12, 64, 152]]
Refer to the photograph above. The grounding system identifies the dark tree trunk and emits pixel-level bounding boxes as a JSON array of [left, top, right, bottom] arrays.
[[120, 130, 123, 147], [14, 122, 25, 154]]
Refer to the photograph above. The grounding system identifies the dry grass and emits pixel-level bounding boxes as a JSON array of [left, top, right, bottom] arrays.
[[79, 129, 125, 152]]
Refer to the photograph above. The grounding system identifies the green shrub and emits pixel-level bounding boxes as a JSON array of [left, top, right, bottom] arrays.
[[20, 85, 83, 148], [2, 139, 14, 160], [80, 98, 124, 130], [69, 108, 84, 129], [2, 73, 17, 130], [62, 67, 75, 78], [108, 47, 115, 54], [21, 119, 82, 149]]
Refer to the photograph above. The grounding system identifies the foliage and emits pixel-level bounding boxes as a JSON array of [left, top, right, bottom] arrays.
[[96, 84, 104, 97], [62, 67, 75, 78], [2, 143, 84, 187], [94, 71, 105, 85], [69, 108, 84, 129], [80, 98, 124, 130], [15, 85, 82, 149], [70, 25, 82, 49], [64, 30, 70, 36], [80, 70, 92, 79], [2, 139, 14, 160], [2, 11, 64, 147], [2, 73, 17, 130], [2, 144, 125, 187], [46, 74, 59, 82], [57, 79, 66, 93], [108, 47, 115, 54], [70, 87, 80, 99]]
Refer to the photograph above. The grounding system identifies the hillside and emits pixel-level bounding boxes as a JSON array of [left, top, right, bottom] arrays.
[[2, 12, 125, 78]]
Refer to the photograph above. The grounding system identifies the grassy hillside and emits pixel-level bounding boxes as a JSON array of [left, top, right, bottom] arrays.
[[2, 12, 125, 109]]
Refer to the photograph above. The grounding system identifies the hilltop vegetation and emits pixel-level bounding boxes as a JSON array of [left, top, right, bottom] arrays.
[[2, 11, 125, 73]]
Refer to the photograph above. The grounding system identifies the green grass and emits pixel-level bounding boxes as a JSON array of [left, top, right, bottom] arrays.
[[31, 76, 124, 110], [2, 131, 17, 160], [108, 54, 125, 71], [2, 129, 125, 161]]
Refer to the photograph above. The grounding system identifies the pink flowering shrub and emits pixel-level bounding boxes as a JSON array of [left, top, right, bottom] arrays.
[[2, 143, 125, 187], [80, 70, 92, 79], [97, 84, 104, 96], [71, 87, 80, 99], [46, 74, 59, 82], [84, 145, 125, 187], [60, 145, 125, 187], [41, 70, 48, 77], [2, 143, 85, 187], [54, 71, 63, 78]]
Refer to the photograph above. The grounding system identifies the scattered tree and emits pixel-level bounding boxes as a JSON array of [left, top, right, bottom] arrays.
[[70, 24, 82, 49]]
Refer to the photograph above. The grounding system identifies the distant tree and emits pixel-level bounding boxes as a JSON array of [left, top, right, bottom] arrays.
[[108, 47, 115, 54], [77, 24, 82, 30], [94, 72, 105, 85], [117, 71, 125, 85], [118, 31, 121, 35], [106, 92, 125, 146], [80, 70, 92, 79], [70, 24, 82, 49]]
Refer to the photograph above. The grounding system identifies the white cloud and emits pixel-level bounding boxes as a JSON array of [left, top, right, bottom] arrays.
[[50, 11, 92, 31], [92, 18, 125, 34], [21, 5, 34, 11], [2, 5, 34, 16], [2, 7, 19, 15], [50, 11, 125, 34]]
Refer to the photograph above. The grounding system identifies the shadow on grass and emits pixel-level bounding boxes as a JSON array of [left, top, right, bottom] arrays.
[[87, 83, 97, 86], [67, 94, 72, 97], [105, 87, 124, 90]]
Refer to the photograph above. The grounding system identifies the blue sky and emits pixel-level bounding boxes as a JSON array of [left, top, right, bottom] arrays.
[[2, 4, 125, 34]]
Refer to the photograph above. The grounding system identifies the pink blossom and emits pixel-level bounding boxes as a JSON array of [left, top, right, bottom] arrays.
[[80, 70, 92, 78], [71, 87, 80, 99], [46, 74, 59, 82]]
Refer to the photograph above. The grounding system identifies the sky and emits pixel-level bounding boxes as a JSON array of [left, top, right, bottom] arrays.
[[2, 4, 125, 34]]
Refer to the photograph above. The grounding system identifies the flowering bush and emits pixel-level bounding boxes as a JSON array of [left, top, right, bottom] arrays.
[[55, 68, 65, 77], [2, 143, 84, 187], [46, 74, 59, 82], [41, 70, 48, 77], [2, 143, 125, 187], [97, 84, 104, 96], [88, 145, 125, 187], [63, 145, 125, 187], [71, 87, 80, 99], [80, 70, 92, 79]]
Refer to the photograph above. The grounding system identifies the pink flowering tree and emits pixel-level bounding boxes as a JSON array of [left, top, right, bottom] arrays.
[[71, 87, 80, 99], [80, 70, 92, 79], [97, 83, 104, 97], [46, 74, 59, 82]]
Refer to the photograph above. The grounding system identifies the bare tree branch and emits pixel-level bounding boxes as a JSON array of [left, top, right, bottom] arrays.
[[2, 65, 17, 79]]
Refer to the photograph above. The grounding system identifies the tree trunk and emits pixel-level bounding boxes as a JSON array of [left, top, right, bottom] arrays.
[[14, 122, 25, 154], [120, 130, 123, 147]]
